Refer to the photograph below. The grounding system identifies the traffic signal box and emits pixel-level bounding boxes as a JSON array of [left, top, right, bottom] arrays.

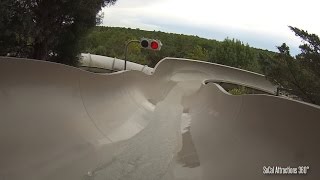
[[140, 38, 162, 51]]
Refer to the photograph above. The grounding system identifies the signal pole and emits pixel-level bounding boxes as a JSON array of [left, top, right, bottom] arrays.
[[124, 40, 140, 70], [124, 38, 162, 70]]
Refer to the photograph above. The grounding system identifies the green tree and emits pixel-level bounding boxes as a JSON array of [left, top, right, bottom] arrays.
[[228, 86, 247, 95], [210, 38, 261, 72], [262, 27, 320, 105], [0, 0, 116, 66], [187, 45, 209, 61]]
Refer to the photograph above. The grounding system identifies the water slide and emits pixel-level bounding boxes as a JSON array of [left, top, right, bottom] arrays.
[[0, 56, 319, 180], [79, 53, 153, 74]]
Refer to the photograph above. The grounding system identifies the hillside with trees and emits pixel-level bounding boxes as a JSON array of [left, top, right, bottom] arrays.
[[79, 26, 275, 73]]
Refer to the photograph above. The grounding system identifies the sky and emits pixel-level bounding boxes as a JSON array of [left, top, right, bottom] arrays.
[[102, 0, 320, 55]]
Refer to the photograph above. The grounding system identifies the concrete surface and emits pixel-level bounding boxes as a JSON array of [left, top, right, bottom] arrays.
[[0, 56, 319, 180]]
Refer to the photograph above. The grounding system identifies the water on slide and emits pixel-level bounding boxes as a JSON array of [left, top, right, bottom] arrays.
[[0, 57, 319, 180]]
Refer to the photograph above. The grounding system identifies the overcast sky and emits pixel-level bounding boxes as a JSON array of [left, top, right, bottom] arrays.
[[102, 0, 320, 54]]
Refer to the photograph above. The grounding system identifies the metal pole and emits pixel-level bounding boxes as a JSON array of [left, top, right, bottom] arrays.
[[276, 87, 280, 96], [124, 40, 139, 70]]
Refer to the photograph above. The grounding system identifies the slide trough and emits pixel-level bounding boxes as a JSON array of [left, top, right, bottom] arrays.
[[0, 56, 319, 180]]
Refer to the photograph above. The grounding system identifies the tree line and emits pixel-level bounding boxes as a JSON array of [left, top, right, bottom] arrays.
[[79, 26, 274, 73]]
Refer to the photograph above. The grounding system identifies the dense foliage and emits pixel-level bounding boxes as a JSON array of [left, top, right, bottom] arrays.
[[0, 0, 116, 65], [261, 27, 320, 105], [79, 26, 275, 73]]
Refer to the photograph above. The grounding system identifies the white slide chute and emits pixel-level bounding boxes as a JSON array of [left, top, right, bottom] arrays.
[[79, 53, 153, 74]]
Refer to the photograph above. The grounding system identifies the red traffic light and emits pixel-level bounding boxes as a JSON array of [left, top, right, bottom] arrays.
[[140, 38, 162, 51], [150, 41, 159, 49]]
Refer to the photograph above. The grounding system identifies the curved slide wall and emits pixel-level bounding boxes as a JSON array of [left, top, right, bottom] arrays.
[[186, 82, 320, 180], [0, 56, 319, 180]]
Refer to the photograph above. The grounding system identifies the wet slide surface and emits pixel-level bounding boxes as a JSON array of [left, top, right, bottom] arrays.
[[0, 57, 319, 180]]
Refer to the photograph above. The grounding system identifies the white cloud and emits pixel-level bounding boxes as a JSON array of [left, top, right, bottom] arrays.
[[102, 0, 320, 54]]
